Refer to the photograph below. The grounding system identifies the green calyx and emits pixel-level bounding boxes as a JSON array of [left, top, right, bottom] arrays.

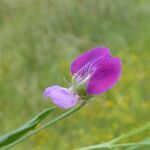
[[71, 78, 93, 100]]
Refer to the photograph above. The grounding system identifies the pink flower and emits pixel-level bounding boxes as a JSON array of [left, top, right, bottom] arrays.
[[43, 47, 122, 109]]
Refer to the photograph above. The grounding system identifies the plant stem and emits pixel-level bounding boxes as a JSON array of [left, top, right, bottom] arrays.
[[78, 142, 150, 150], [2, 101, 85, 150], [77, 122, 150, 150], [108, 122, 150, 144]]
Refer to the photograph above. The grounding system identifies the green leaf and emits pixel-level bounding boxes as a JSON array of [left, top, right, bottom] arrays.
[[0, 107, 55, 148], [1, 102, 85, 150]]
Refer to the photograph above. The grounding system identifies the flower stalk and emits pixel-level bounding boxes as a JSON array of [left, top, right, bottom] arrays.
[[1, 101, 86, 150]]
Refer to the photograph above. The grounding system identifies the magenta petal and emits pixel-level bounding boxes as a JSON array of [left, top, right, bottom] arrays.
[[43, 85, 80, 109], [71, 47, 111, 75], [87, 57, 122, 95]]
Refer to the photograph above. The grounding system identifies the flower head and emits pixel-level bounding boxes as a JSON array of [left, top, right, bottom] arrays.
[[44, 47, 122, 109], [71, 47, 121, 94]]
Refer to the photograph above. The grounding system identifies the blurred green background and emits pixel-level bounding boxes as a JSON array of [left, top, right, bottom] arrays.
[[0, 0, 150, 149]]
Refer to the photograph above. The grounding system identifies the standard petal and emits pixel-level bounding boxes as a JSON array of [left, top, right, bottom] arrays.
[[43, 85, 80, 109], [87, 57, 122, 95], [71, 47, 111, 75]]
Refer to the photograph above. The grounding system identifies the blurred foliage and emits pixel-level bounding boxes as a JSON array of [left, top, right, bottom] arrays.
[[0, 0, 149, 149]]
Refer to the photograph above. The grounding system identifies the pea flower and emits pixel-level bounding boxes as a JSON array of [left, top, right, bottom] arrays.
[[43, 47, 122, 109]]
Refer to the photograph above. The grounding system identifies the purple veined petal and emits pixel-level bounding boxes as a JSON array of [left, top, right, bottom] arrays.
[[43, 85, 80, 109], [87, 57, 122, 95], [71, 47, 111, 75]]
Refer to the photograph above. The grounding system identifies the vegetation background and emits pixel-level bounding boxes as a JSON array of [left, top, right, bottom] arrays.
[[0, 0, 149, 149]]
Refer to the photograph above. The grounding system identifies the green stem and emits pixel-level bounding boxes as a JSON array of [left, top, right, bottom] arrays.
[[2, 102, 85, 150], [110, 142, 150, 148], [77, 122, 150, 150], [78, 142, 150, 150], [108, 122, 150, 144]]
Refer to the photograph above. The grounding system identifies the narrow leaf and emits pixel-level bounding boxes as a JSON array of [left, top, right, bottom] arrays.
[[0, 107, 55, 148]]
